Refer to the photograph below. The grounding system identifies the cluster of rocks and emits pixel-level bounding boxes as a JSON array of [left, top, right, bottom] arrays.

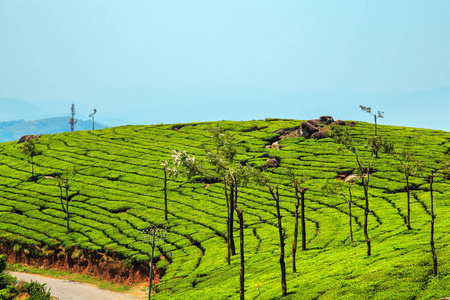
[[301, 115, 349, 139], [266, 115, 354, 150]]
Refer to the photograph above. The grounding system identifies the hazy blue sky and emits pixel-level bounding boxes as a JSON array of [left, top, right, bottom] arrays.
[[1, 1, 449, 130]]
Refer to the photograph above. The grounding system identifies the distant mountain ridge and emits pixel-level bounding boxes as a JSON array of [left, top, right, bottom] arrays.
[[0, 117, 108, 143]]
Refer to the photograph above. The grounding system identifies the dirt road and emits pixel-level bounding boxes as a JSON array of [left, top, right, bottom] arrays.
[[9, 272, 141, 300]]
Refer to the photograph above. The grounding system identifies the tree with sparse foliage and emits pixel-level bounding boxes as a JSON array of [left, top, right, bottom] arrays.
[[330, 125, 389, 256], [360, 105, 384, 136], [387, 147, 423, 230], [322, 178, 357, 242], [55, 166, 78, 233], [18, 139, 42, 178]]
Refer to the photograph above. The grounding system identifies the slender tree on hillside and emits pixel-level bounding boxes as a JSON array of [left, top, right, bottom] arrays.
[[55, 166, 78, 233], [322, 178, 357, 242], [161, 159, 179, 221], [387, 148, 422, 230], [360, 105, 384, 136], [429, 171, 437, 276], [429, 161, 450, 277], [18, 139, 42, 179], [285, 168, 307, 274], [255, 171, 287, 296], [161, 161, 169, 221], [360, 105, 384, 158], [330, 126, 389, 256]]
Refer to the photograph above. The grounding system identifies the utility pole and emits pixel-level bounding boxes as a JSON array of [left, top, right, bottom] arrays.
[[139, 225, 169, 300], [89, 108, 97, 130], [69, 103, 77, 132]]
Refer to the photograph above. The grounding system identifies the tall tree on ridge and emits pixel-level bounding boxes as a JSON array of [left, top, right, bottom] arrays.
[[360, 105, 384, 136]]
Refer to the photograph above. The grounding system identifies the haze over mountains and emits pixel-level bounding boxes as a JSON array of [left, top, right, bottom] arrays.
[[0, 117, 108, 143], [0, 85, 449, 134]]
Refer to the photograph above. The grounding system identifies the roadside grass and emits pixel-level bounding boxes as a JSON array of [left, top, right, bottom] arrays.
[[8, 263, 133, 293]]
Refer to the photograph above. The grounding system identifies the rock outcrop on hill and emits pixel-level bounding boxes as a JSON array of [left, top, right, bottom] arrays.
[[301, 122, 319, 138], [299, 115, 349, 140], [265, 115, 352, 148], [17, 135, 39, 143], [311, 131, 329, 140]]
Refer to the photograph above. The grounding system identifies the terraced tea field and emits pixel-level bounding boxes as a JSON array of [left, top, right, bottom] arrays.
[[0, 119, 449, 299]]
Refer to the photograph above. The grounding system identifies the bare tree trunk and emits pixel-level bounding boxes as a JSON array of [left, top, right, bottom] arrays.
[[65, 185, 70, 233], [224, 182, 231, 265], [301, 188, 307, 251], [374, 115, 379, 157], [164, 167, 168, 221], [374, 115, 377, 136], [229, 181, 236, 256], [406, 175, 412, 230], [292, 187, 300, 273], [268, 185, 287, 294], [236, 208, 245, 300], [31, 156, 34, 177], [348, 186, 353, 242], [363, 180, 371, 256], [274, 186, 287, 296], [430, 171, 437, 276]]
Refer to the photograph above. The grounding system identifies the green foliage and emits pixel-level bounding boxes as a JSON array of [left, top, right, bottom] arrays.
[[0, 255, 17, 300], [19, 280, 52, 300], [0, 120, 449, 299], [17, 139, 42, 177]]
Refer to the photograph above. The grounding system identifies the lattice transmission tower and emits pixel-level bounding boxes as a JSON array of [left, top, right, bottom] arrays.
[[69, 103, 77, 132]]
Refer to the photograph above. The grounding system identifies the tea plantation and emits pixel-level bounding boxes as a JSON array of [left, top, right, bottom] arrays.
[[0, 119, 449, 299]]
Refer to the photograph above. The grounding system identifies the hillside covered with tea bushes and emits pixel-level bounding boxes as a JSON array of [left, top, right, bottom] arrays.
[[0, 119, 449, 299]]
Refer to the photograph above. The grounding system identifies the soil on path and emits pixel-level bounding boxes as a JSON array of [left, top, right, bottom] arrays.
[[9, 272, 143, 300]]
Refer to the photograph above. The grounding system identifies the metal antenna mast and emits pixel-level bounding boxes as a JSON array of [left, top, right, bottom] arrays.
[[69, 103, 77, 132], [139, 225, 169, 300], [89, 108, 97, 130]]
